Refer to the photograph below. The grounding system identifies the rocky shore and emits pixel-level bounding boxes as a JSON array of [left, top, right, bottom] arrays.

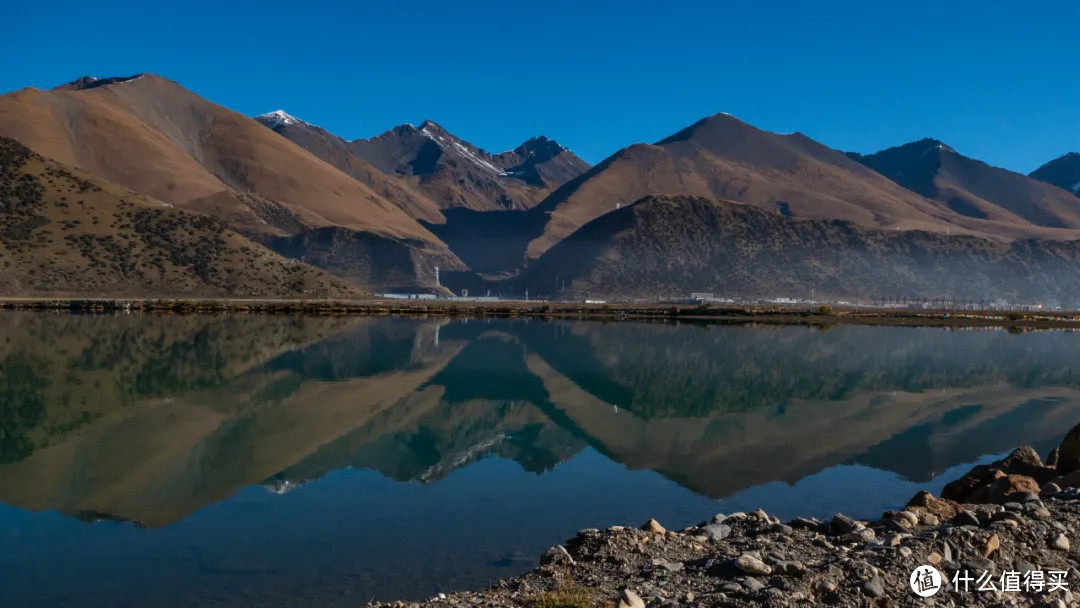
[[372, 426, 1080, 607]]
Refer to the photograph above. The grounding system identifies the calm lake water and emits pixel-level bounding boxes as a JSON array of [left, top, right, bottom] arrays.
[[1, 313, 1079, 606]]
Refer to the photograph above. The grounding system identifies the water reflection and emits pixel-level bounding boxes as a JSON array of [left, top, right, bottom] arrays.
[[1, 313, 1079, 603]]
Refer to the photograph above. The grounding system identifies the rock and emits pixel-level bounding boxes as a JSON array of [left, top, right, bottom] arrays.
[[1043, 482, 1063, 497], [538, 545, 575, 566], [1057, 421, 1080, 474], [617, 589, 645, 608], [843, 528, 876, 544], [700, 523, 732, 542], [861, 577, 885, 598], [1051, 533, 1070, 551], [906, 491, 963, 519], [920, 513, 941, 526], [641, 519, 666, 534], [735, 554, 772, 576], [941, 465, 998, 502], [830, 513, 861, 535], [1047, 470, 1080, 491], [768, 523, 794, 535], [988, 474, 1041, 504], [899, 546, 912, 558], [743, 576, 766, 592], [1047, 447, 1061, 469], [982, 534, 1001, 557], [751, 508, 769, 520], [711, 513, 727, 524], [776, 561, 807, 577], [952, 510, 981, 527], [928, 551, 943, 565], [892, 510, 919, 529]]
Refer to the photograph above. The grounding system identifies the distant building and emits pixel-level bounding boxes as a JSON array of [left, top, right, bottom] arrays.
[[378, 293, 437, 300]]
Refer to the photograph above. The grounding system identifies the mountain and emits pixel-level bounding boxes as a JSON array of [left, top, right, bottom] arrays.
[[0, 74, 463, 290], [253, 110, 446, 224], [855, 139, 1080, 228], [505, 113, 1080, 267], [515, 195, 1080, 303], [0, 136, 357, 297], [1030, 153, 1080, 196], [256, 114, 590, 216]]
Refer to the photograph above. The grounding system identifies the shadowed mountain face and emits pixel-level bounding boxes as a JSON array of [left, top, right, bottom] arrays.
[[2, 314, 1080, 529], [855, 139, 1080, 228], [512, 195, 1080, 302], [1031, 153, 1080, 196]]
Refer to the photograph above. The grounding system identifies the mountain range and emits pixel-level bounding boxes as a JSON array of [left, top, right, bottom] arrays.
[[2, 73, 1079, 301]]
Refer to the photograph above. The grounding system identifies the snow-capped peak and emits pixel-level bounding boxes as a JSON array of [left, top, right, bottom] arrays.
[[255, 110, 302, 129]]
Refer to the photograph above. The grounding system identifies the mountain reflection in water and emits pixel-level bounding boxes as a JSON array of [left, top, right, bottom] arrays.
[[1, 313, 1079, 605]]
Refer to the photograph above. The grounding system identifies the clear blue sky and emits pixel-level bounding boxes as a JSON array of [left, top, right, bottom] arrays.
[[3, 0, 1078, 172]]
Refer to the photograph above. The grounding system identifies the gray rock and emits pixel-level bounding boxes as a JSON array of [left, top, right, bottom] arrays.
[[861, 577, 885, 598], [952, 510, 981, 527], [743, 576, 766, 592], [830, 513, 861, 535], [700, 523, 732, 542]]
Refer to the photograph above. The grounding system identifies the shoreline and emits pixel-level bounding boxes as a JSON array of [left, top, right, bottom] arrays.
[[371, 432, 1080, 607], [2, 297, 1080, 330]]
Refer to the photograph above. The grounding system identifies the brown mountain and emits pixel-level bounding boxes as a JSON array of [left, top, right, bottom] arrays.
[[854, 139, 1080, 228], [520, 114, 1033, 263], [0, 74, 463, 290], [0, 136, 357, 298], [515, 195, 1080, 304], [1030, 153, 1080, 196], [254, 112, 590, 217]]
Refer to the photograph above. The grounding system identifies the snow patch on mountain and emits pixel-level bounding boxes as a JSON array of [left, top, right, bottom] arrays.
[[255, 110, 304, 129]]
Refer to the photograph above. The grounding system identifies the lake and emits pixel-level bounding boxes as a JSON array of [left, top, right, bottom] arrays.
[[1, 313, 1079, 606]]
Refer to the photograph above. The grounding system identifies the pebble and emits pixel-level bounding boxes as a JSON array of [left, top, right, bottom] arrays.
[[700, 523, 732, 542], [744, 576, 766, 592], [1051, 533, 1071, 551], [735, 554, 772, 576], [861, 577, 885, 598], [617, 589, 645, 608], [953, 510, 981, 527]]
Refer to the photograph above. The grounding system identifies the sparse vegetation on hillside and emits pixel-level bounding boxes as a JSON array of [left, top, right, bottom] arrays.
[[0, 137, 360, 298]]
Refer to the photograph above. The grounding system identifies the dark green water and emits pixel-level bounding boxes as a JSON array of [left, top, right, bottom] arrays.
[[1, 313, 1079, 606]]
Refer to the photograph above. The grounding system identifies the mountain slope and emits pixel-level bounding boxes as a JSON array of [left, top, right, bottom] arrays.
[[0, 136, 358, 297], [855, 139, 1080, 228], [1030, 153, 1080, 196], [253, 111, 446, 224], [518, 114, 1080, 265], [0, 75, 463, 289], [516, 195, 1080, 304], [348, 120, 589, 212]]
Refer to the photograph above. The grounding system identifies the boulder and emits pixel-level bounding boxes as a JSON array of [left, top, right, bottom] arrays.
[[941, 465, 999, 502], [987, 474, 1041, 504], [1057, 422, 1080, 474], [1047, 470, 1080, 491], [641, 519, 666, 534], [830, 513, 861, 536], [906, 491, 962, 519], [1046, 447, 1061, 469], [617, 589, 645, 608]]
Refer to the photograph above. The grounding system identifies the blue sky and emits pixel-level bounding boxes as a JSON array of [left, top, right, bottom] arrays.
[[3, 0, 1078, 172]]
